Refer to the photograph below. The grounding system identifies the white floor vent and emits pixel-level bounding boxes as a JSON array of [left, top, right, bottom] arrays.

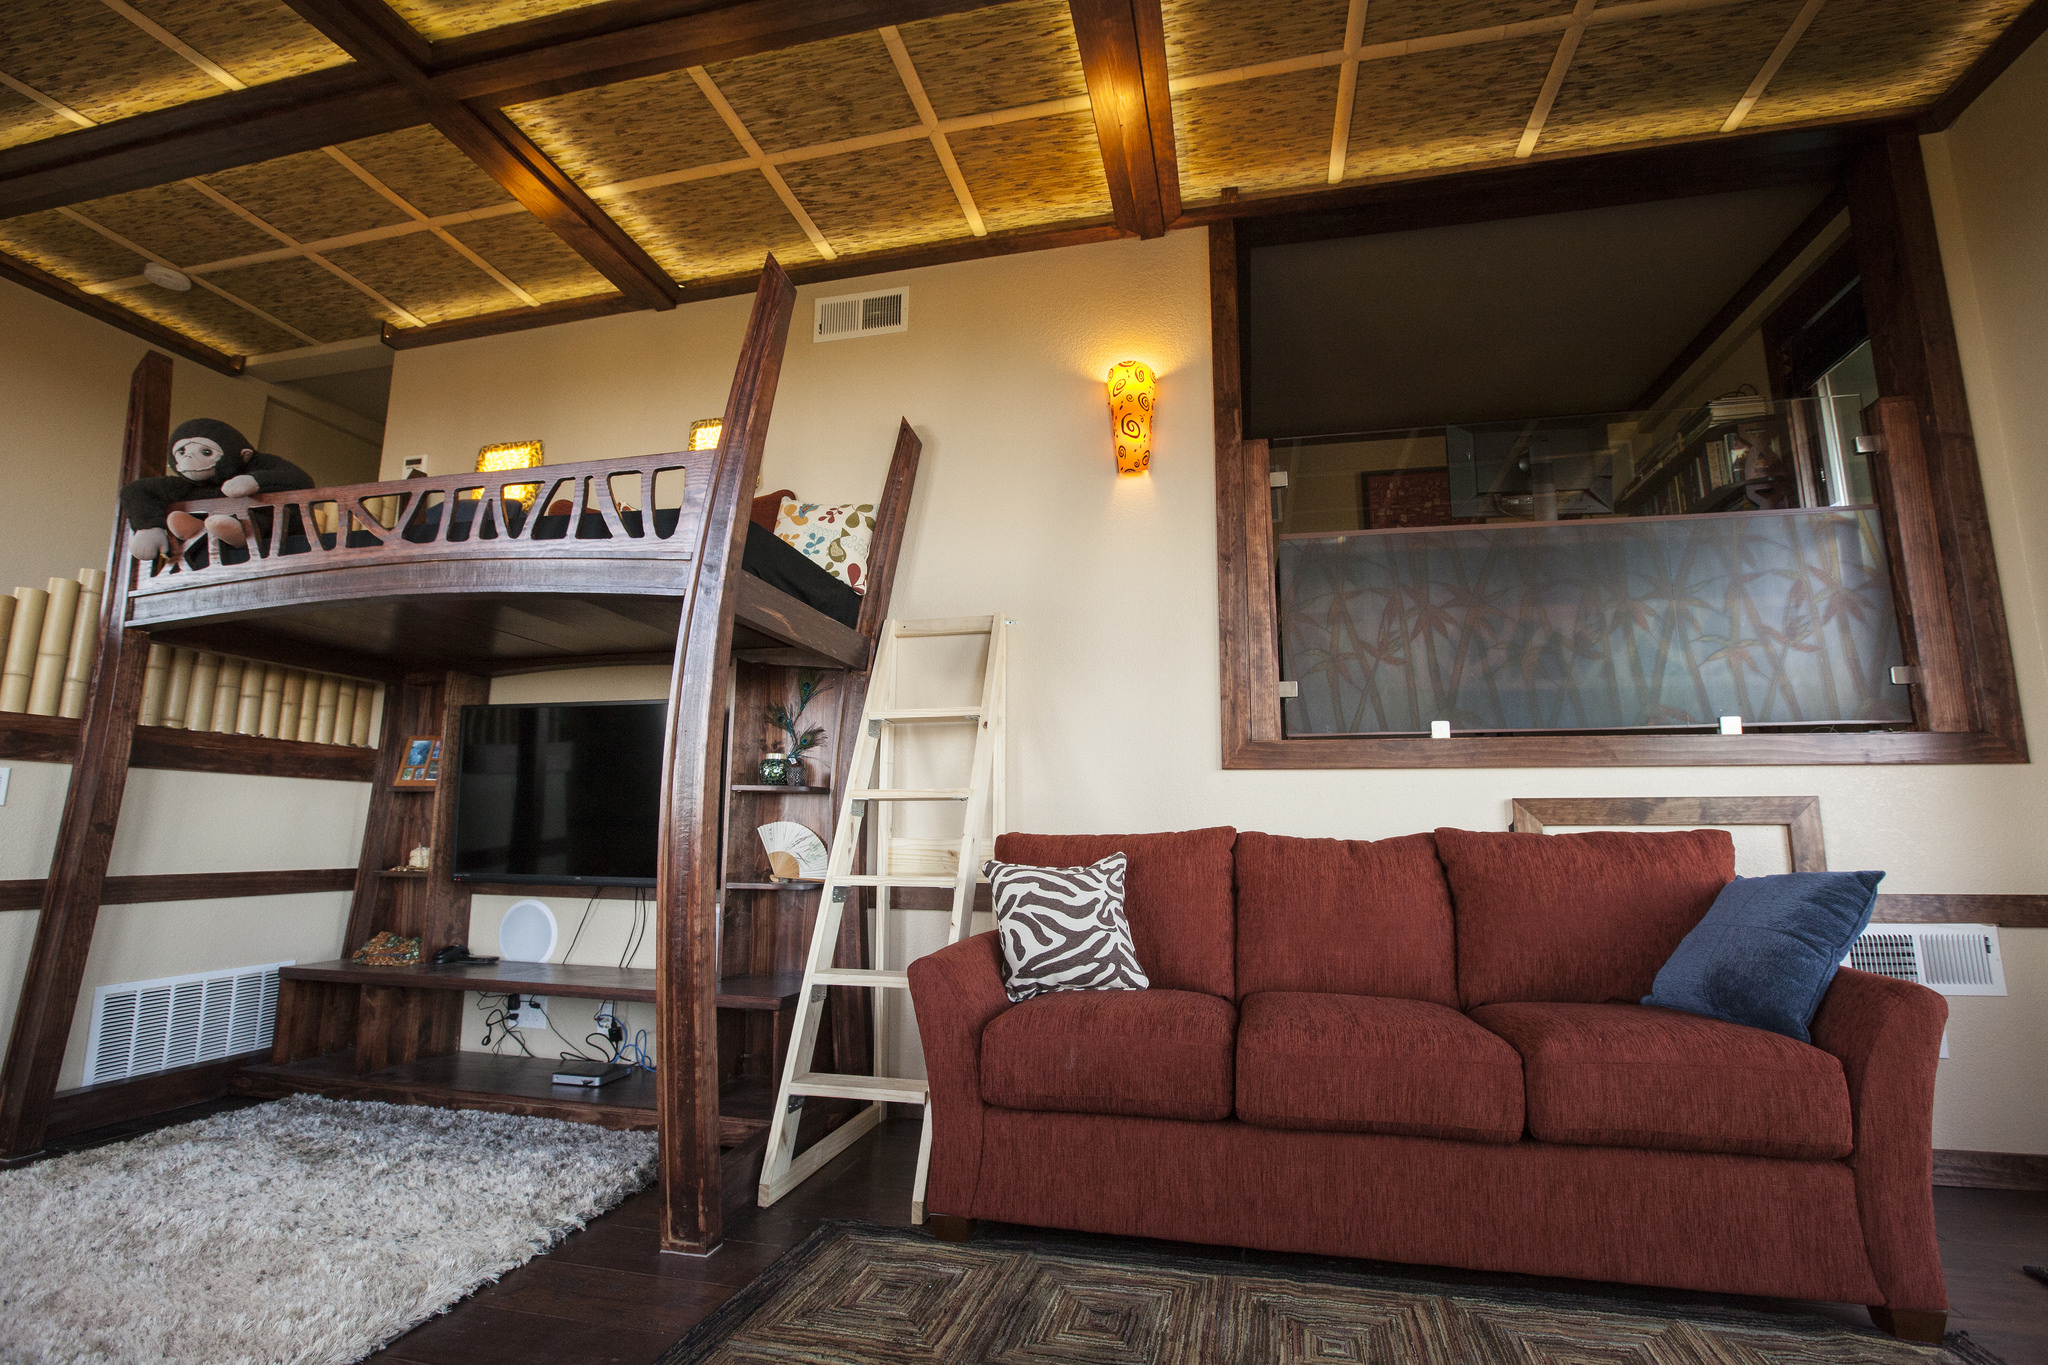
[[84, 961, 290, 1084], [815, 286, 908, 341], [1844, 925, 2004, 996]]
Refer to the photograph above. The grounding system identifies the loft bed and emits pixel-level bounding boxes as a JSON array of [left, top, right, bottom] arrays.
[[0, 257, 917, 1254]]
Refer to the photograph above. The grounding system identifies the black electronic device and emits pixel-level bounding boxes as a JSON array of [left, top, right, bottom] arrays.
[[451, 700, 666, 887], [551, 1060, 632, 1088], [431, 943, 499, 966]]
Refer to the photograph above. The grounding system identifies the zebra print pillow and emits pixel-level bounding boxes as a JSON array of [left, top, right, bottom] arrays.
[[982, 852, 1150, 1003]]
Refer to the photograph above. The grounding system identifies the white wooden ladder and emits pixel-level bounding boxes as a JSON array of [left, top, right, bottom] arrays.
[[757, 614, 1008, 1218]]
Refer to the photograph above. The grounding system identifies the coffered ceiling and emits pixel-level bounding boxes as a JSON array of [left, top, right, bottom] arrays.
[[0, 0, 2033, 369]]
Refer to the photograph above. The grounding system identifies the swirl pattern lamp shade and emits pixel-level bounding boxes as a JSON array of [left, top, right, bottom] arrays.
[[689, 418, 723, 451], [1107, 361, 1155, 475], [475, 440, 543, 507]]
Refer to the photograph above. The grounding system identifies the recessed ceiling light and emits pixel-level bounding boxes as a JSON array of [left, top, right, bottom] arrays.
[[143, 262, 192, 292]]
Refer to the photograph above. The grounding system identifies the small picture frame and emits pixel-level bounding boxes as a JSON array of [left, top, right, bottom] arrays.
[[393, 735, 442, 789]]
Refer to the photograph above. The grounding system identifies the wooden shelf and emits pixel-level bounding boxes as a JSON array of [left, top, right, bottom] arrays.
[[376, 868, 429, 879], [724, 880, 823, 892], [280, 960, 801, 1011], [731, 785, 830, 794]]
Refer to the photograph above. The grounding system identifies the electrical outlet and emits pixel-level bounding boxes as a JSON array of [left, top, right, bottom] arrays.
[[515, 996, 549, 1032]]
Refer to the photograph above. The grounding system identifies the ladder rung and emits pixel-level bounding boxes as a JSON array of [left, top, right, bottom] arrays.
[[790, 1073, 929, 1102], [893, 616, 993, 638], [812, 968, 910, 988], [832, 874, 960, 888], [850, 788, 969, 802], [868, 707, 981, 723]]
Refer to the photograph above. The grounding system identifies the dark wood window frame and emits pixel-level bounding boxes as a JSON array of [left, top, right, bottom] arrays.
[[1212, 131, 2028, 769]]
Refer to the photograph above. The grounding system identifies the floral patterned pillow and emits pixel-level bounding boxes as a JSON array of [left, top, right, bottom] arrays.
[[774, 498, 875, 594]]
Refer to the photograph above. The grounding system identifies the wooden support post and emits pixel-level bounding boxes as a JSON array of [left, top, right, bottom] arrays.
[[0, 351, 169, 1160], [658, 257, 798, 1254], [1863, 397, 1972, 732]]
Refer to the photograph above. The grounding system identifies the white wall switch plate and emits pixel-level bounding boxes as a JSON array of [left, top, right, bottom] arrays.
[[0, 767, 9, 805], [515, 996, 549, 1032]]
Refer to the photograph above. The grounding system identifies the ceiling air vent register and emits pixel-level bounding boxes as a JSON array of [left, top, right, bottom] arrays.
[[815, 287, 908, 342]]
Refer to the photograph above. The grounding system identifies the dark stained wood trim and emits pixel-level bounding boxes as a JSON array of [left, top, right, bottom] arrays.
[[0, 868, 356, 911], [1211, 219, 1254, 763], [1223, 730, 2022, 768], [1069, 0, 1179, 238], [43, 1049, 264, 1142], [0, 353, 167, 1160], [0, 713, 81, 764], [381, 292, 638, 348], [1629, 185, 1847, 411], [1873, 895, 2048, 929], [1848, 133, 2028, 760], [1922, 0, 2048, 132], [731, 573, 869, 670], [1511, 796, 1827, 871], [1865, 397, 1973, 732], [0, 251, 244, 375], [130, 727, 379, 780], [658, 256, 798, 1253], [1933, 1148, 2048, 1191], [280, 0, 680, 311], [853, 421, 923, 645], [0, 66, 420, 220]]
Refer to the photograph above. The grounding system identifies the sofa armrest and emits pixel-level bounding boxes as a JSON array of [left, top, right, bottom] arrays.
[[1808, 966, 1950, 1312], [907, 932, 1012, 1217]]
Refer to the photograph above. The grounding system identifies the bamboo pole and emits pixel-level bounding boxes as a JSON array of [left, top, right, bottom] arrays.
[[2, 587, 48, 713], [162, 649, 196, 729], [258, 665, 285, 738], [0, 598, 13, 696], [331, 679, 357, 748], [313, 675, 340, 744], [235, 661, 264, 734], [210, 657, 244, 732], [351, 684, 377, 746], [26, 576, 77, 715], [138, 643, 171, 726], [279, 670, 306, 740], [184, 652, 220, 731], [58, 568, 104, 719]]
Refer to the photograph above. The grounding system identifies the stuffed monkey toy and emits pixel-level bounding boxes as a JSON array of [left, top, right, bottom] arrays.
[[121, 418, 315, 560]]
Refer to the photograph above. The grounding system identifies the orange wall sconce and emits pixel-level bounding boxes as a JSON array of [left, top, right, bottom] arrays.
[[474, 439, 543, 506], [689, 418, 723, 451], [1107, 360, 1156, 475]]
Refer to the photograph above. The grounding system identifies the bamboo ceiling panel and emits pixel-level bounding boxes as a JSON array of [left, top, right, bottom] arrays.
[[1161, 0, 1348, 77], [383, 0, 611, 41], [71, 182, 283, 266], [610, 174, 827, 282], [506, 70, 743, 190], [200, 150, 413, 247], [202, 256, 395, 342], [334, 126, 516, 219], [948, 111, 1113, 234], [1175, 68, 1340, 204], [126, 0, 351, 88], [777, 142, 967, 257], [1540, 0, 1807, 154], [4, 0, 225, 126], [444, 213, 612, 303], [1359, 0, 1573, 46], [0, 209, 146, 285], [704, 32, 919, 155], [1344, 39, 1558, 179], [324, 232, 523, 325], [896, 0, 1088, 119], [1747, 0, 2030, 128], [0, 85, 84, 153], [103, 280, 305, 355]]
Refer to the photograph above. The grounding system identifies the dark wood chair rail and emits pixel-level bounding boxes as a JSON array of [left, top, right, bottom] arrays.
[[0, 868, 357, 912], [0, 713, 376, 780]]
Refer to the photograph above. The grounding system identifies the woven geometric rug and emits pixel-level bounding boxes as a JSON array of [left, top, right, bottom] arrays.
[[660, 1222, 2005, 1365], [0, 1095, 656, 1365]]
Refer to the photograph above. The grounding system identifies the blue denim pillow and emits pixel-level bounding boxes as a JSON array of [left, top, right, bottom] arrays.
[[1643, 870, 1884, 1042]]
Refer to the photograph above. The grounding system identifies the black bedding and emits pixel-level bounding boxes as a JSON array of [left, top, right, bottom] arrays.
[[175, 500, 864, 630]]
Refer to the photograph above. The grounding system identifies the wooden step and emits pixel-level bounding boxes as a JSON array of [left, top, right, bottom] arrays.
[[867, 707, 980, 723], [892, 616, 993, 638], [850, 788, 969, 802], [830, 873, 960, 889], [811, 968, 910, 989], [788, 1073, 929, 1102]]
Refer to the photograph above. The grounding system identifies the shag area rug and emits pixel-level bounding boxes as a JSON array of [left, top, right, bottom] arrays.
[[0, 1094, 655, 1365], [660, 1223, 2005, 1365]]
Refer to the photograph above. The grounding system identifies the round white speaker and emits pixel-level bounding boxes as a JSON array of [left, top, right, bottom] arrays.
[[499, 898, 558, 963]]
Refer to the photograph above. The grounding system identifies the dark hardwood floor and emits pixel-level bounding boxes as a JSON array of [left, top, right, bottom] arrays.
[[30, 1101, 2048, 1363]]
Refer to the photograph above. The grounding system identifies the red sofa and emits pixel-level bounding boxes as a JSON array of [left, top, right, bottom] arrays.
[[907, 827, 1951, 1340]]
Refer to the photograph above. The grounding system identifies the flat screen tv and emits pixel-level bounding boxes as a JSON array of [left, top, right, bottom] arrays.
[[451, 701, 666, 887]]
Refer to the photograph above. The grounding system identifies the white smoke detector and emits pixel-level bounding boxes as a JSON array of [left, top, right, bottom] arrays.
[[143, 262, 192, 292]]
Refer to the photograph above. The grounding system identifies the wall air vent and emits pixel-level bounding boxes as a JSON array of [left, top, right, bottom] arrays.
[[84, 960, 289, 1084], [1844, 924, 2004, 996], [815, 287, 908, 342]]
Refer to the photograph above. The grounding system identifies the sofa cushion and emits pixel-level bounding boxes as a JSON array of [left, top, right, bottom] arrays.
[[1236, 992, 1524, 1143], [993, 829, 1237, 998], [1235, 832, 1458, 1004], [1470, 1001, 1853, 1160], [1435, 827, 1734, 1007], [981, 988, 1234, 1121]]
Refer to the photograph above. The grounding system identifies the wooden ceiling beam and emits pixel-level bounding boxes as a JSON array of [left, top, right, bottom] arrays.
[[1068, 0, 1180, 238], [279, 0, 681, 311]]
